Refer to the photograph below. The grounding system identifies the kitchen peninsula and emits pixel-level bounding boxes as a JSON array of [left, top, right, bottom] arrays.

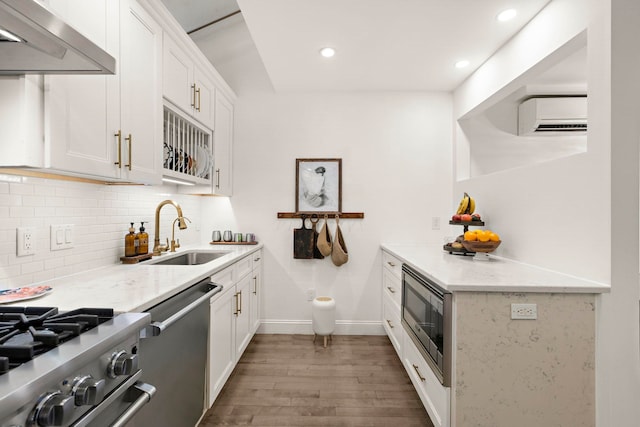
[[382, 243, 608, 427]]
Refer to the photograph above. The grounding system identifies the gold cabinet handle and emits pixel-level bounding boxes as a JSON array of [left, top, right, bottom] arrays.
[[114, 130, 122, 168], [387, 261, 396, 267], [386, 319, 394, 329], [233, 292, 239, 316], [252, 276, 257, 295], [191, 84, 196, 108], [124, 134, 132, 171], [196, 87, 201, 112], [238, 290, 242, 314], [412, 364, 426, 382], [386, 286, 396, 294], [215, 168, 221, 189]]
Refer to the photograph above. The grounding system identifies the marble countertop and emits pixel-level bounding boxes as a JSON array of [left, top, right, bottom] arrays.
[[382, 243, 609, 293], [5, 244, 263, 312]]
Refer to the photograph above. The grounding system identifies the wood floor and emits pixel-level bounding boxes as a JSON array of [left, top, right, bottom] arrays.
[[199, 334, 433, 427]]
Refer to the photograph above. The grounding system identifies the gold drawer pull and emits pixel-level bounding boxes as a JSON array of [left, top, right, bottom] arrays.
[[386, 319, 394, 329], [387, 261, 396, 267], [191, 84, 196, 108], [234, 292, 239, 316], [386, 286, 396, 294], [114, 130, 122, 168], [253, 276, 258, 295], [412, 364, 426, 382], [124, 134, 132, 171]]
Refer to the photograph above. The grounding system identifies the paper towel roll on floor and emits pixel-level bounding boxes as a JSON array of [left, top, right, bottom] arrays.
[[312, 296, 335, 348]]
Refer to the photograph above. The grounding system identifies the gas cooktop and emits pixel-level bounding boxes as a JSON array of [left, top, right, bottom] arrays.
[[0, 306, 114, 374]]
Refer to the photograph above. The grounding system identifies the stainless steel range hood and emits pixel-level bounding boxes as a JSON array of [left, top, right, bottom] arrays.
[[0, 0, 115, 74]]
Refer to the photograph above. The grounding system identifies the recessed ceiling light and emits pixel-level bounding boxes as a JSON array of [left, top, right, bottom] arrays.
[[497, 8, 517, 22], [455, 60, 470, 69], [319, 47, 335, 58]]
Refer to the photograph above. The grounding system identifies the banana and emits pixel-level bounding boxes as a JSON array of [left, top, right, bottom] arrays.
[[456, 193, 470, 215], [468, 196, 475, 214]]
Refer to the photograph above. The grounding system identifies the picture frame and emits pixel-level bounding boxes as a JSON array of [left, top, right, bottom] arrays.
[[295, 158, 342, 213]]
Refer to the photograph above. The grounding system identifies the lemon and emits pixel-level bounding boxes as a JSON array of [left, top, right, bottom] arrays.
[[464, 231, 477, 241]]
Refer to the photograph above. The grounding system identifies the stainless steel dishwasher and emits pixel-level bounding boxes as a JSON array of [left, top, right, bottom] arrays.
[[127, 277, 222, 427]]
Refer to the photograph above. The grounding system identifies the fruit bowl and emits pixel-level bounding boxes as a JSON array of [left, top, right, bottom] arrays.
[[461, 240, 501, 253]]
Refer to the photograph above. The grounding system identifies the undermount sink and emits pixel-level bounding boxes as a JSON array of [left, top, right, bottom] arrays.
[[150, 251, 230, 266]]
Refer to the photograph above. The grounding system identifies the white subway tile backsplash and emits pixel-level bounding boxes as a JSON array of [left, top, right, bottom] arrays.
[[0, 176, 204, 288]]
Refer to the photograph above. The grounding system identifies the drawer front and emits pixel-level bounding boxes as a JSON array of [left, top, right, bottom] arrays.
[[383, 268, 402, 307], [252, 250, 263, 271], [382, 250, 402, 278], [382, 292, 402, 357], [211, 265, 234, 288], [403, 330, 450, 427], [235, 255, 253, 280]]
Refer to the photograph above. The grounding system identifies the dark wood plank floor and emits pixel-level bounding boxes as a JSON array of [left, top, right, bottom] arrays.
[[199, 334, 433, 427]]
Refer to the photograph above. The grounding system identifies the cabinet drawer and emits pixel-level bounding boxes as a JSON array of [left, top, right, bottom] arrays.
[[382, 292, 402, 357], [383, 268, 402, 307], [235, 255, 253, 280], [382, 250, 403, 278], [251, 250, 263, 271], [403, 330, 450, 427], [211, 265, 234, 289]]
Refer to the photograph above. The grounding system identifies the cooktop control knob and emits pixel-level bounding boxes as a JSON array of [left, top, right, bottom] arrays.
[[72, 375, 106, 406], [108, 350, 138, 378], [33, 391, 74, 427]]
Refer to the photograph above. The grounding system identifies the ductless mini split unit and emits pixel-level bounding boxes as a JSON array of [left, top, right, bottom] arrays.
[[518, 96, 587, 136]]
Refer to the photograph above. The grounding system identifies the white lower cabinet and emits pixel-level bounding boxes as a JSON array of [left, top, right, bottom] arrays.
[[234, 273, 252, 357], [208, 285, 235, 406], [250, 252, 262, 334], [403, 330, 450, 427], [382, 292, 402, 355], [207, 252, 261, 407]]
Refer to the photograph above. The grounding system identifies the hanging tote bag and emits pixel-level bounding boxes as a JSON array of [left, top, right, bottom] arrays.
[[316, 214, 333, 257], [331, 215, 348, 266], [293, 215, 314, 259]]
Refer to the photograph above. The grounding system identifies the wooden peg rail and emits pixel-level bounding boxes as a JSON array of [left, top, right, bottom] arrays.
[[277, 212, 365, 219]]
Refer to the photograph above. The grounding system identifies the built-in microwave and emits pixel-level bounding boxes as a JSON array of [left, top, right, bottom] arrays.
[[401, 263, 452, 387]]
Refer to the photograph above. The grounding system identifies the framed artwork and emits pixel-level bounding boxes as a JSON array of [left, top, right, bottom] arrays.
[[295, 158, 342, 213]]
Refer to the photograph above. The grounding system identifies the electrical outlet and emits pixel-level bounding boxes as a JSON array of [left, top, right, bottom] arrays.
[[306, 288, 315, 301], [17, 227, 36, 256], [511, 303, 537, 320]]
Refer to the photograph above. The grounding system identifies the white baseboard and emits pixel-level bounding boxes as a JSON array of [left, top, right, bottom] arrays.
[[257, 319, 385, 335]]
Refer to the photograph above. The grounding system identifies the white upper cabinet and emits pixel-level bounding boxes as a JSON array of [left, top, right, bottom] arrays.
[[163, 34, 214, 130], [213, 89, 234, 196], [43, 0, 162, 184]]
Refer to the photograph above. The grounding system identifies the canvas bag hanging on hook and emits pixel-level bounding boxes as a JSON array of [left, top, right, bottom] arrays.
[[331, 215, 349, 266], [310, 215, 325, 259], [293, 215, 315, 259], [316, 214, 333, 257]]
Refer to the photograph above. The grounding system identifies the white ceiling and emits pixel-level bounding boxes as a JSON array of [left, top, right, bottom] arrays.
[[164, 0, 557, 92]]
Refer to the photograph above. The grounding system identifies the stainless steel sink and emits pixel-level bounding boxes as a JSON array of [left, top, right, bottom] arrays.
[[150, 251, 230, 266]]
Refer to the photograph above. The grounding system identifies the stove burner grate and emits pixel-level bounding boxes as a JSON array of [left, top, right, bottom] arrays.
[[0, 307, 114, 374]]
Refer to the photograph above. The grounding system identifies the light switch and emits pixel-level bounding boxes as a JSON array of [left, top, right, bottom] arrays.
[[51, 224, 74, 251]]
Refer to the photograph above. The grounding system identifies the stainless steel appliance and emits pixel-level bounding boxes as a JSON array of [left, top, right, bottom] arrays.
[[127, 278, 222, 427], [401, 264, 452, 386], [0, 0, 115, 74], [0, 307, 154, 427]]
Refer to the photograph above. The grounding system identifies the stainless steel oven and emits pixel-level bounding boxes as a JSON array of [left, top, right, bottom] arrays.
[[0, 307, 155, 427], [401, 264, 452, 386]]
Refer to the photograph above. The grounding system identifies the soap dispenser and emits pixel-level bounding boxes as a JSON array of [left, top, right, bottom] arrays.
[[136, 222, 149, 255], [125, 223, 136, 257]]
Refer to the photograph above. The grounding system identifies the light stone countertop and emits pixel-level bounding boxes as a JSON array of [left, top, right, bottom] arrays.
[[382, 243, 609, 293], [6, 244, 263, 312]]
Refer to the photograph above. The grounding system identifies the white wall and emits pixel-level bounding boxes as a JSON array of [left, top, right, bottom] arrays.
[[453, 0, 640, 425], [194, 18, 453, 333], [0, 177, 203, 287]]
